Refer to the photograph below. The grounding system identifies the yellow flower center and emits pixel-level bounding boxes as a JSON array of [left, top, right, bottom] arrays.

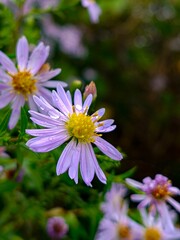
[[10, 71, 37, 99], [117, 224, 131, 239], [144, 227, 162, 240], [151, 181, 171, 199], [66, 113, 97, 143]]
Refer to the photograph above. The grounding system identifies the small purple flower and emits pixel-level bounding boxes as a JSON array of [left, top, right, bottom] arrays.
[[126, 174, 180, 214], [41, 16, 87, 58], [26, 84, 123, 186], [81, 0, 102, 23], [95, 201, 140, 240], [136, 208, 180, 240], [46, 217, 68, 239], [0, 36, 67, 129], [0, 146, 9, 158]]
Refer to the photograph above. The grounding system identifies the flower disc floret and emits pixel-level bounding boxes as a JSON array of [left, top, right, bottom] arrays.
[[144, 227, 161, 240], [11, 71, 37, 99], [66, 112, 97, 143], [117, 224, 131, 239]]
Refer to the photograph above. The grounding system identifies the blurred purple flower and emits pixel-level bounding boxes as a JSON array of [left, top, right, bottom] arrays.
[[136, 208, 180, 240], [126, 174, 180, 214], [46, 216, 68, 239], [0, 36, 66, 129], [0, 146, 9, 158], [101, 183, 127, 218], [41, 16, 87, 58], [26, 84, 123, 186], [95, 201, 140, 240], [1, 0, 60, 16], [81, 0, 102, 23]]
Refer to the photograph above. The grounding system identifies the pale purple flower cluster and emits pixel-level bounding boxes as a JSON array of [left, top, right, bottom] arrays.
[[26, 84, 122, 186], [0, 36, 66, 129], [81, 0, 102, 23], [126, 174, 180, 214], [46, 216, 68, 239], [95, 181, 180, 240], [41, 16, 87, 57]]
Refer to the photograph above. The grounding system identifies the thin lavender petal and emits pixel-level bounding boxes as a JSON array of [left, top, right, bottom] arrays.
[[69, 143, 81, 181], [126, 178, 144, 189], [0, 51, 17, 74], [0, 68, 11, 82], [167, 197, 180, 212], [56, 84, 72, 113], [0, 91, 15, 108], [26, 127, 66, 137], [37, 68, 61, 82], [28, 95, 38, 111], [8, 96, 25, 129], [17, 36, 29, 71], [96, 125, 116, 133], [82, 94, 92, 113], [27, 133, 69, 152], [41, 80, 67, 88], [80, 143, 95, 186], [74, 89, 83, 112], [27, 43, 49, 75], [52, 90, 72, 116], [88, 143, 106, 184], [56, 140, 76, 175], [94, 137, 123, 160]]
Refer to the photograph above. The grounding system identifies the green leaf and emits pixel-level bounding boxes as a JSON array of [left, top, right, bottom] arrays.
[[0, 109, 11, 136], [20, 107, 28, 135]]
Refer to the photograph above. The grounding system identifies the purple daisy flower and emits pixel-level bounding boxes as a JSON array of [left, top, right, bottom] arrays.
[[0, 36, 67, 129], [46, 217, 68, 239], [136, 208, 180, 240], [126, 174, 180, 214], [26, 84, 123, 186], [95, 201, 140, 240], [81, 0, 102, 23]]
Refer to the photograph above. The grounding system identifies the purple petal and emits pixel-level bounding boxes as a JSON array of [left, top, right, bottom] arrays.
[[126, 178, 144, 189], [0, 83, 11, 91], [0, 68, 11, 82], [68, 143, 81, 183], [26, 127, 66, 137], [88, 143, 106, 184], [41, 80, 67, 88], [80, 143, 95, 186], [66, 90, 72, 105], [37, 68, 61, 82], [56, 140, 76, 175], [28, 95, 38, 111], [74, 89, 83, 112], [131, 194, 146, 202], [82, 94, 92, 113], [0, 51, 17, 74], [27, 133, 69, 152], [0, 91, 15, 109], [37, 86, 53, 104], [94, 137, 123, 160], [91, 108, 105, 122], [27, 43, 49, 75], [167, 197, 180, 213], [96, 125, 116, 133], [17, 36, 29, 71], [56, 84, 72, 113], [29, 110, 64, 128], [52, 90, 72, 116], [8, 95, 25, 129]]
